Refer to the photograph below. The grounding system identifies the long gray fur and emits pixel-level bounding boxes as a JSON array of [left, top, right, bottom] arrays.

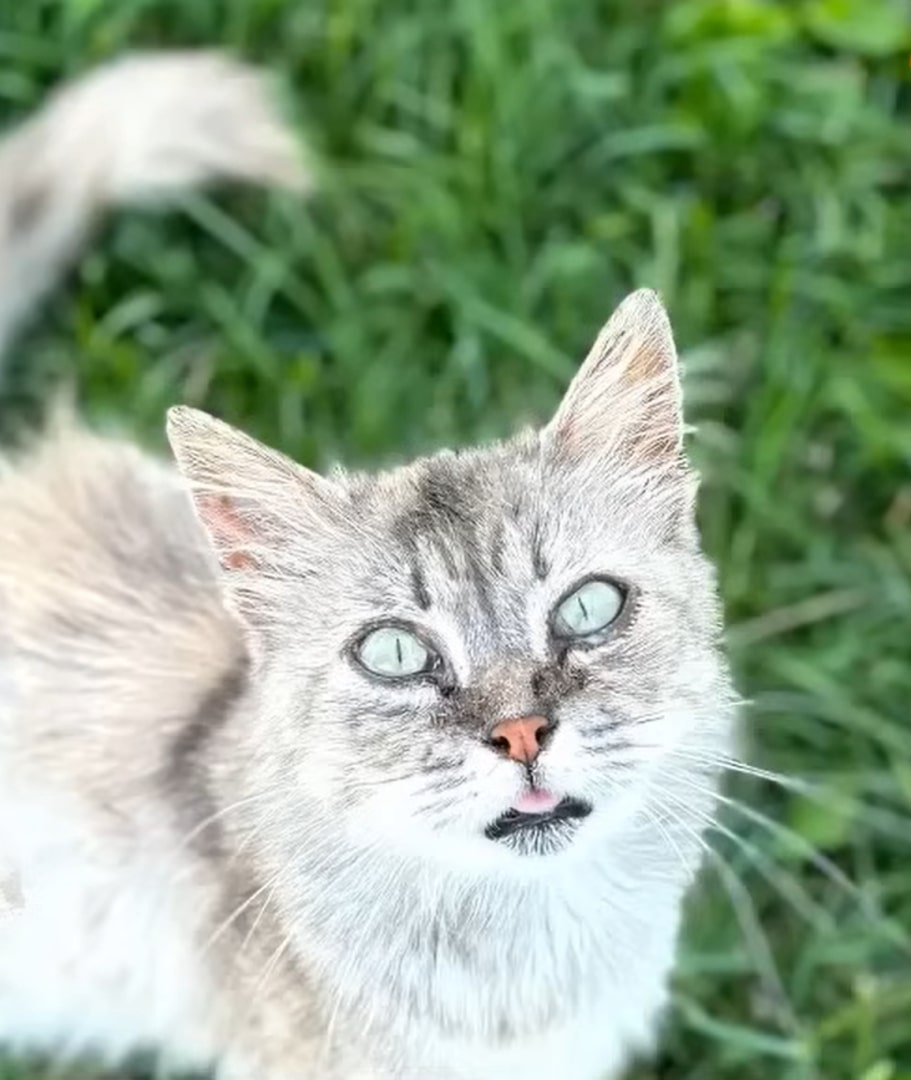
[[0, 52, 737, 1080]]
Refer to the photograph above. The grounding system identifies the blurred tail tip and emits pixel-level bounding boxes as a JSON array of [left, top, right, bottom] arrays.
[[45, 49, 314, 201], [0, 49, 314, 379]]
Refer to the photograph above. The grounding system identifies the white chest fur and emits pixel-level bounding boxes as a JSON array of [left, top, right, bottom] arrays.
[[283, 820, 698, 1080], [0, 789, 219, 1074], [0, 781, 700, 1080]]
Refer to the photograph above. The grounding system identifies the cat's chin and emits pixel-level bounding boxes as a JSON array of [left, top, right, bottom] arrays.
[[484, 796, 593, 857]]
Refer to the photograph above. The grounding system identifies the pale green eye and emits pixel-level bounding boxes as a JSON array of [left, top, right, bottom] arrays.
[[355, 626, 434, 678], [552, 579, 625, 639]]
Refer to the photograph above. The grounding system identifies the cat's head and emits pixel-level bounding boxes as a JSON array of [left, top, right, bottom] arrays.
[[168, 290, 734, 871]]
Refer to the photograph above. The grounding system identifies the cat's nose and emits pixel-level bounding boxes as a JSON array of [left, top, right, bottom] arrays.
[[487, 715, 552, 764]]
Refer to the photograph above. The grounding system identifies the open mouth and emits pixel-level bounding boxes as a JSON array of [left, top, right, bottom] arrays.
[[485, 796, 592, 843]]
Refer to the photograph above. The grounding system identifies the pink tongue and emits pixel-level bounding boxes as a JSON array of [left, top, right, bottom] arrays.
[[512, 789, 560, 814]]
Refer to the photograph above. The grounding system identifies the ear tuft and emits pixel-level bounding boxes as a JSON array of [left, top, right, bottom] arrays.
[[546, 288, 685, 467]]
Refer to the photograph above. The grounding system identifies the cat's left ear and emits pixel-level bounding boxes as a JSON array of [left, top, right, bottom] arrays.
[[166, 406, 342, 623], [545, 289, 686, 471]]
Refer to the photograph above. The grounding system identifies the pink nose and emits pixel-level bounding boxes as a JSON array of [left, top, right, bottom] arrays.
[[487, 715, 551, 764]]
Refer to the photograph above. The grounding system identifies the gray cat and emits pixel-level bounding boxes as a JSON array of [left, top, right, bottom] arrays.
[[0, 51, 737, 1080]]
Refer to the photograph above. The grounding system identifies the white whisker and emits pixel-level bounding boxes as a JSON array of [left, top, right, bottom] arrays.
[[646, 787, 802, 1035]]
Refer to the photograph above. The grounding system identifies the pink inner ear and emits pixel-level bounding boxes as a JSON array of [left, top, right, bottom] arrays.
[[197, 493, 257, 571]]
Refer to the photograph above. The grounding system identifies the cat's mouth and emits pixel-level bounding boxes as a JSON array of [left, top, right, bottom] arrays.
[[485, 796, 592, 845]]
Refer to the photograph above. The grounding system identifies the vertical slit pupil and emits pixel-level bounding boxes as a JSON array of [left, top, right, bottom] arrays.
[[395, 635, 403, 667]]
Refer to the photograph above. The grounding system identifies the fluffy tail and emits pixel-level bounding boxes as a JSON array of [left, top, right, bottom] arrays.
[[0, 50, 308, 366]]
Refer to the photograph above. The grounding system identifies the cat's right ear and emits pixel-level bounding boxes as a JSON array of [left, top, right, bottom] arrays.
[[166, 407, 341, 621]]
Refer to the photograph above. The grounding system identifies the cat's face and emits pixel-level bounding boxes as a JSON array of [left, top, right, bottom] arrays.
[[169, 290, 734, 871]]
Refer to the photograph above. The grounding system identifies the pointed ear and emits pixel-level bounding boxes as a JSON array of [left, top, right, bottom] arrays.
[[166, 407, 340, 621], [546, 289, 686, 470]]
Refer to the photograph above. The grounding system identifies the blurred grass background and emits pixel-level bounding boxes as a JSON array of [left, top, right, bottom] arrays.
[[1, 0, 910, 1078]]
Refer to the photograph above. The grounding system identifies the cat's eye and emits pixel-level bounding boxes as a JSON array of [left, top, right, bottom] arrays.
[[552, 578, 625, 641], [355, 626, 436, 679]]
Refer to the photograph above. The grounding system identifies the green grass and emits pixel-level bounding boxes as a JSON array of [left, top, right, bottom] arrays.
[[1, 1, 910, 1078]]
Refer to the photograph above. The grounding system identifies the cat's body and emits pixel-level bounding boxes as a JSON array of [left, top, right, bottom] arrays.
[[0, 55, 736, 1080]]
